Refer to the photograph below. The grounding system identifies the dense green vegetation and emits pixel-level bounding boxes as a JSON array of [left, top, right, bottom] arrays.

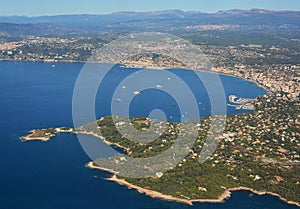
[[86, 94, 300, 203]]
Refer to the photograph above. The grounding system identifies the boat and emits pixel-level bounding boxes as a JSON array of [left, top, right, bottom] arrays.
[[114, 98, 122, 103]]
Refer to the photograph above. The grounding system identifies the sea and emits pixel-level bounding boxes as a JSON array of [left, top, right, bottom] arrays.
[[0, 60, 298, 209]]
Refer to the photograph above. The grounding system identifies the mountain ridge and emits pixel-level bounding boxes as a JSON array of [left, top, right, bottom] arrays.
[[0, 9, 299, 38], [0, 9, 299, 24]]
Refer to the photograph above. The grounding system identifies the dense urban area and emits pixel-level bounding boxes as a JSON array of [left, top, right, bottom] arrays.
[[0, 30, 299, 99]]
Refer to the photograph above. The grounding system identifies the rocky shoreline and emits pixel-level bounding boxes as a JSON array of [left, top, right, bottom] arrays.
[[87, 162, 300, 207]]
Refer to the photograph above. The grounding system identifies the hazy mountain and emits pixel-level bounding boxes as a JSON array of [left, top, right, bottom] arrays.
[[0, 9, 299, 37], [0, 22, 79, 37], [1, 9, 299, 25]]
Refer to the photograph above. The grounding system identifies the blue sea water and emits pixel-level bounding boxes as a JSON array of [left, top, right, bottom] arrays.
[[0, 61, 298, 209]]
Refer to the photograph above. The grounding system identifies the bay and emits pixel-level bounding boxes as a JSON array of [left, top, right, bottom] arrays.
[[0, 61, 297, 209]]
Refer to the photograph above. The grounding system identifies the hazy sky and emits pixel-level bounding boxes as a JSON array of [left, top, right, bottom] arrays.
[[1, 0, 299, 16]]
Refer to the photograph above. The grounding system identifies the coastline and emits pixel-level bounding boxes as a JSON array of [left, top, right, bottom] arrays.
[[0, 58, 85, 64], [19, 126, 300, 207], [21, 128, 130, 153], [208, 68, 270, 93], [87, 162, 300, 207], [74, 130, 131, 153], [21, 123, 299, 207], [119, 62, 271, 93], [17, 60, 298, 207], [86, 162, 193, 205]]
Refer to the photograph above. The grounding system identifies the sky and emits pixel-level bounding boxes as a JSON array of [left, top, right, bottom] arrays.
[[1, 0, 299, 16]]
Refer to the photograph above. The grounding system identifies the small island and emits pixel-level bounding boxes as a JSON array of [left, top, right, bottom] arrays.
[[21, 127, 74, 142]]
